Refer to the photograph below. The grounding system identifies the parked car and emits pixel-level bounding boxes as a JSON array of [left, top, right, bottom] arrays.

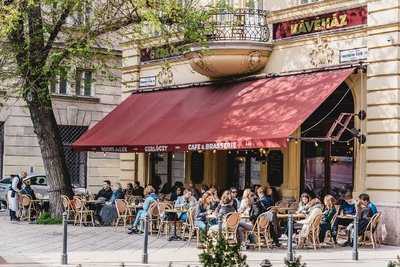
[[0, 174, 86, 207]]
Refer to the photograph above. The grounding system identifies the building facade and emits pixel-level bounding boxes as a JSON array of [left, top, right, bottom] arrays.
[[111, 0, 400, 245], [0, 53, 122, 192]]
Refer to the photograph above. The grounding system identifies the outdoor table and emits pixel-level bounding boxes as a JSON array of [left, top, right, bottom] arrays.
[[277, 213, 305, 220], [277, 207, 297, 214], [337, 214, 354, 220], [165, 208, 188, 241]]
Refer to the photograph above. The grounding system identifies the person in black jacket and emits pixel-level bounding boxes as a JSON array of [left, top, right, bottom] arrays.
[[249, 186, 280, 247], [95, 180, 113, 201]]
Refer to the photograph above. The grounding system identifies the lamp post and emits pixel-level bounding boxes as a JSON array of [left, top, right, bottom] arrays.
[[352, 215, 359, 261]]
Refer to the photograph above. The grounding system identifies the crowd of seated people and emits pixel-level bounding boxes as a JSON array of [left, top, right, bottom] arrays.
[[70, 179, 378, 249]]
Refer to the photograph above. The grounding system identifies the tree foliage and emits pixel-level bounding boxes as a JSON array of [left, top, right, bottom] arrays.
[[0, 0, 218, 215]]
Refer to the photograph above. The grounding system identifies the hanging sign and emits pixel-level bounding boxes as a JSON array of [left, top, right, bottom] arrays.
[[339, 47, 367, 63], [273, 6, 367, 40]]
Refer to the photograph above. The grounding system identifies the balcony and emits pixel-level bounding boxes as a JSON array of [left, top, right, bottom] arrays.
[[184, 8, 272, 78]]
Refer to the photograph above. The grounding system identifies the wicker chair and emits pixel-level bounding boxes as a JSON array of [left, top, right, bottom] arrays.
[[146, 201, 160, 234], [222, 212, 241, 244], [181, 207, 200, 246], [73, 196, 95, 227], [20, 194, 37, 221], [157, 202, 174, 237], [361, 212, 382, 249], [114, 199, 132, 228], [251, 212, 272, 249], [61, 195, 75, 221], [305, 213, 324, 250]]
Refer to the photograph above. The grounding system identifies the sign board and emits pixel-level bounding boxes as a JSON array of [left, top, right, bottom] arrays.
[[273, 6, 367, 40], [139, 76, 156, 88], [339, 47, 367, 63]]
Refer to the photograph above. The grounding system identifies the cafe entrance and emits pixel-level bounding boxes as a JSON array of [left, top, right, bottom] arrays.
[[300, 82, 355, 199]]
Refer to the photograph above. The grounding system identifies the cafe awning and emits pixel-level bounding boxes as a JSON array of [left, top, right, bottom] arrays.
[[73, 68, 355, 153]]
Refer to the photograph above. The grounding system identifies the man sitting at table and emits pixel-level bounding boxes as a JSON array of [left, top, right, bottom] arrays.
[[20, 180, 36, 200], [175, 189, 197, 222], [331, 190, 356, 244], [342, 193, 375, 247], [132, 181, 144, 197], [95, 180, 113, 201]]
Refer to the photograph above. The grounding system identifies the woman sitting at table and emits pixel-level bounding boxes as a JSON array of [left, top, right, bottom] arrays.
[[297, 198, 323, 247], [170, 186, 183, 202], [128, 185, 158, 234], [209, 187, 220, 211], [238, 189, 253, 216], [296, 193, 311, 214], [319, 195, 337, 243], [194, 191, 213, 232], [209, 191, 236, 232]]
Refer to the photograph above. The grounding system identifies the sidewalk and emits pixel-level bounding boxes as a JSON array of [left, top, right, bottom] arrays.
[[0, 212, 399, 267]]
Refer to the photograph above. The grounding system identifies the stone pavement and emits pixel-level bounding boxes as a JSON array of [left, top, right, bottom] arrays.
[[0, 211, 399, 267]]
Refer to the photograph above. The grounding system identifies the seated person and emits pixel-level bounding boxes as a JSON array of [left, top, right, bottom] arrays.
[[195, 191, 213, 232], [209, 190, 236, 232], [297, 198, 323, 247], [331, 190, 356, 244], [319, 195, 337, 243], [175, 189, 197, 222], [99, 183, 124, 225], [208, 187, 220, 211], [128, 185, 158, 234], [359, 193, 377, 216], [249, 186, 280, 247], [170, 186, 183, 202], [238, 189, 253, 216], [95, 180, 113, 201], [124, 183, 134, 198], [342, 194, 375, 246], [132, 181, 144, 197], [230, 187, 240, 211], [20, 180, 36, 200], [297, 193, 311, 214]]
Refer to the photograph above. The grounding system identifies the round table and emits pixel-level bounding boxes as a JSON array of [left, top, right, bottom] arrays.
[[165, 209, 188, 241]]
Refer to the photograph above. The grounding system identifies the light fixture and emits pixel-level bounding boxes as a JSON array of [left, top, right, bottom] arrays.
[[103, 152, 106, 157], [228, 150, 232, 154], [172, 153, 175, 159], [212, 149, 217, 154], [314, 141, 318, 147]]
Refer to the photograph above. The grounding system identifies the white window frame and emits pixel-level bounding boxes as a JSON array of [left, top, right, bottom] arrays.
[[75, 69, 94, 97]]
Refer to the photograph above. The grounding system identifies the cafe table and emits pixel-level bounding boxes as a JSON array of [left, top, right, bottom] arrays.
[[277, 213, 306, 220], [337, 214, 354, 220], [165, 208, 188, 241]]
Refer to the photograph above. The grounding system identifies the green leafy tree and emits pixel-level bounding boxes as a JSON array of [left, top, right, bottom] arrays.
[[388, 256, 400, 267], [0, 0, 215, 216], [199, 235, 248, 267]]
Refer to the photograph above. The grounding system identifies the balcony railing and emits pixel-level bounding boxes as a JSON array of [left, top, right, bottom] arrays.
[[139, 9, 270, 63], [208, 8, 270, 42]]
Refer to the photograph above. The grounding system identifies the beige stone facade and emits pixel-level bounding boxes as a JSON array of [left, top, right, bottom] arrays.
[[0, 54, 122, 192], [115, 0, 400, 245]]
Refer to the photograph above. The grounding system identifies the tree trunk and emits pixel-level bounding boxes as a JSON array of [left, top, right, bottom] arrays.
[[27, 96, 74, 217]]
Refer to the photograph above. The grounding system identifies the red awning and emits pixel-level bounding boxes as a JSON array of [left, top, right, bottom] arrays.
[[73, 68, 354, 152]]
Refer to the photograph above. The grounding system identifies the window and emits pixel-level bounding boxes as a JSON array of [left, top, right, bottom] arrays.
[[58, 126, 88, 188], [75, 69, 93, 96], [30, 176, 47, 186], [0, 122, 3, 179], [66, 2, 92, 26], [50, 70, 68, 95]]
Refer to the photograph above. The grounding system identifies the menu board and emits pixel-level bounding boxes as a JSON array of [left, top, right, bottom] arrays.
[[267, 150, 284, 186]]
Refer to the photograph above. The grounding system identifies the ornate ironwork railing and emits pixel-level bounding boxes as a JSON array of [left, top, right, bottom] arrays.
[[208, 8, 270, 42], [139, 9, 270, 63]]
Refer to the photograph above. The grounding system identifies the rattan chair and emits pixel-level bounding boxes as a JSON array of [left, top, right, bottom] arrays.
[[361, 212, 382, 249], [73, 196, 95, 227], [304, 213, 324, 250], [181, 207, 200, 246], [20, 194, 37, 221], [114, 199, 132, 228], [146, 201, 160, 234], [222, 212, 241, 244], [61, 195, 75, 221], [157, 202, 174, 237], [249, 212, 272, 249]]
